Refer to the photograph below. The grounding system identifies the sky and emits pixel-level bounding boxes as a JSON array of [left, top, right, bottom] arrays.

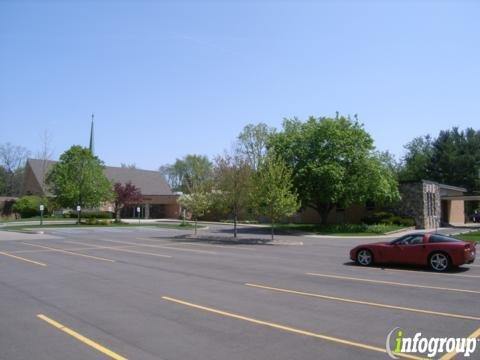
[[1, 1, 479, 170]]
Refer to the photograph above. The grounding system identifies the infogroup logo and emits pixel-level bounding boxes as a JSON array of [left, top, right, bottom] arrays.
[[385, 327, 478, 359]]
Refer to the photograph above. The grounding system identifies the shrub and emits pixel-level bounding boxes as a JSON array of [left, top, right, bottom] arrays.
[[361, 211, 393, 225], [367, 224, 395, 234], [12, 196, 47, 218], [80, 211, 112, 219], [82, 218, 112, 225], [361, 211, 414, 227]]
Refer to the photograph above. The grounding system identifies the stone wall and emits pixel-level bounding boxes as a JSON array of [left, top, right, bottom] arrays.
[[396, 181, 440, 229], [422, 182, 441, 229]]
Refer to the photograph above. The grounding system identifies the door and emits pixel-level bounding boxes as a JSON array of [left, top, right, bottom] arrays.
[[388, 234, 426, 264]]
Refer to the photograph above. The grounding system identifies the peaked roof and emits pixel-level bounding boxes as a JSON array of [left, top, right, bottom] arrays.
[[27, 158, 173, 196]]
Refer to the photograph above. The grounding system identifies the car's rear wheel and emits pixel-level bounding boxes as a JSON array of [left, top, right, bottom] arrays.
[[429, 252, 450, 272], [356, 249, 373, 266]]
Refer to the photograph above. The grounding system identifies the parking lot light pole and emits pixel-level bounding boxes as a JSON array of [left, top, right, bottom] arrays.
[[77, 205, 81, 225], [39, 204, 44, 226]]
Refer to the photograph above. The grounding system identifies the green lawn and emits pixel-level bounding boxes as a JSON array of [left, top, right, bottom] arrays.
[[455, 230, 480, 243], [274, 223, 408, 236]]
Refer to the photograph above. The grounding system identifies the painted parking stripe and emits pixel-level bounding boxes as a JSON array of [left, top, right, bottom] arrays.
[[22, 242, 115, 263], [10, 245, 138, 254], [306, 272, 480, 294], [66, 240, 172, 258], [37, 314, 127, 360], [245, 283, 480, 321], [438, 326, 480, 360], [96, 238, 218, 255], [162, 296, 423, 360], [137, 238, 255, 251], [0, 250, 47, 266], [350, 266, 480, 279]]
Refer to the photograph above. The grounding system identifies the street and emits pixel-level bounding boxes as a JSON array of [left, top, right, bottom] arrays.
[[0, 225, 478, 360]]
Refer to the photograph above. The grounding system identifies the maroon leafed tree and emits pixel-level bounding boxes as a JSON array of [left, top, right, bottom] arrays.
[[113, 182, 142, 222]]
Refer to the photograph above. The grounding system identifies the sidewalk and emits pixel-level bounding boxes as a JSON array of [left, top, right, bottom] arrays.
[[0, 220, 76, 227]]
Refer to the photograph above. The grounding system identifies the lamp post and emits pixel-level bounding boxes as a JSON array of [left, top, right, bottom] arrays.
[[76, 205, 81, 225], [39, 204, 44, 226]]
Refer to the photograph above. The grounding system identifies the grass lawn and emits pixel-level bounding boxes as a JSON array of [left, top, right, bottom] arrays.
[[1, 222, 200, 232], [274, 223, 408, 236], [455, 230, 480, 243]]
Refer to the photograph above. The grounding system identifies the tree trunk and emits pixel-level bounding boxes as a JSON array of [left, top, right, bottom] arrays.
[[317, 203, 334, 226], [194, 216, 197, 236], [233, 213, 237, 239], [271, 218, 275, 241], [115, 209, 121, 223]]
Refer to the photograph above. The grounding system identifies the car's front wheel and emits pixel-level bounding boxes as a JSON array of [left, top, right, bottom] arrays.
[[429, 252, 450, 272], [356, 249, 373, 266]]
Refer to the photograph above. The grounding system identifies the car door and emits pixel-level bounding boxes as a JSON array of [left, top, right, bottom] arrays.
[[389, 234, 427, 264]]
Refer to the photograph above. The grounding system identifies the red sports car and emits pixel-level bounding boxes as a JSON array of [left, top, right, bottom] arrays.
[[350, 233, 476, 272]]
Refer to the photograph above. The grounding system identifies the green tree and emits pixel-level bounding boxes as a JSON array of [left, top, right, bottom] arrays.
[[46, 146, 113, 209], [400, 128, 480, 192], [398, 135, 434, 182], [178, 192, 212, 235], [159, 154, 213, 193], [237, 123, 275, 171], [252, 155, 300, 240], [12, 195, 46, 218], [269, 116, 400, 224], [428, 128, 480, 191], [213, 152, 253, 238]]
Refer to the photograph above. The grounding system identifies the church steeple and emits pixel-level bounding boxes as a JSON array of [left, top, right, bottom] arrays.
[[89, 113, 95, 154]]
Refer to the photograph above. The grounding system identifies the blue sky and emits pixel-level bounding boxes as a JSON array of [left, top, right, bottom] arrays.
[[1, 1, 479, 170]]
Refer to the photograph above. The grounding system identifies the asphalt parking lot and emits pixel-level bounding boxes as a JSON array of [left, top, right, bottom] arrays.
[[0, 225, 478, 360]]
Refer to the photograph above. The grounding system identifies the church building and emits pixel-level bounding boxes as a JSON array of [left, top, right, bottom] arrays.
[[22, 116, 180, 219]]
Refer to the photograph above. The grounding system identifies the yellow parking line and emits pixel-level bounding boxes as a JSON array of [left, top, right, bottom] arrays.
[[353, 266, 480, 278], [161, 296, 423, 360], [98, 238, 218, 255], [66, 241, 172, 258], [22, 243, 115, 263], [245, 283, 480, 321], [0, 251, 47, 266], [37, 314, 127, 360], [306, 272, 480, 294], [439, 326, 480, 360]]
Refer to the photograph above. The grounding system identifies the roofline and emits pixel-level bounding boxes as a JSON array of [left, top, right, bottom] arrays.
[[27, 158, 161, 173], [400, 179, 467, 193]]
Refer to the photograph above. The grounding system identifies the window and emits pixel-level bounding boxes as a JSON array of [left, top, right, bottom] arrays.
[[391, 234, 424, 245], [429, 235, 461, 243]]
